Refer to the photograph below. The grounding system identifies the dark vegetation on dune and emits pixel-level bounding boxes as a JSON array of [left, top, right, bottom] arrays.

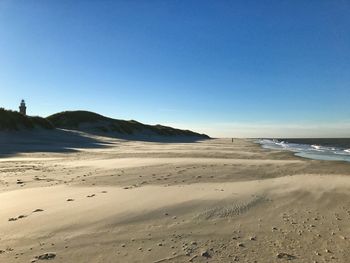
[[0, 108, 54, 131], [47, 110, 210, 138], [0, 108, 209, 138], [0, 109, 209, 156]]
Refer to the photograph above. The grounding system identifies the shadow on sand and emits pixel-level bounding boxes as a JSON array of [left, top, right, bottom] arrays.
[[103, 133, 211, 143], [0, 128, 210, 157], [63, 127, 210, 143], [0, 129, 114, 157]]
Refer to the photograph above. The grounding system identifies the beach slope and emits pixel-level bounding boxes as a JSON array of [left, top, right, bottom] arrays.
[[1, 137, 350, 262]]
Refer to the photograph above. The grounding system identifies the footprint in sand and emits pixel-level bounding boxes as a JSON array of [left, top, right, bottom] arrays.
[[32, 252, 56, 262], [8, 214, 27, 222], [8, 208, 45, 222]]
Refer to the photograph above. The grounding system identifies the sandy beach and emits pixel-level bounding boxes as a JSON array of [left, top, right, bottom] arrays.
[[1, 135, 350, 262]]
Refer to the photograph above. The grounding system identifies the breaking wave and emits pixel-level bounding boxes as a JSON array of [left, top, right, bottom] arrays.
[[258, 139, 350, 162]]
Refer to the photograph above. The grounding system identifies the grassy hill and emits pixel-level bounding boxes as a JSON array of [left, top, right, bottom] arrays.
[[0, 108, 54, 131], [47, 111, 210, 139], [0, 108, 210, 139]]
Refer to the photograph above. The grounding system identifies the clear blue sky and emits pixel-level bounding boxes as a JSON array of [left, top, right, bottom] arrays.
[[1, 0, 349, 137]]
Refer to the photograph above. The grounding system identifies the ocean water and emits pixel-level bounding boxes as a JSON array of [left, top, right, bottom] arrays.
[[259, 138, 350, 162]]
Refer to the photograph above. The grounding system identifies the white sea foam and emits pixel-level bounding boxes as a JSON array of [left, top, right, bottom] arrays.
[[259, 139, 350, 162], [311, 145, 322, 150]]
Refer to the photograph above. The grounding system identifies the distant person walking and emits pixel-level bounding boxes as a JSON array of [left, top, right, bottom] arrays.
[[232, 138, 233, 143]]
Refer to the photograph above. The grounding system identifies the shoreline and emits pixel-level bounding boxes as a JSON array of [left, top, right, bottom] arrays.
[[258, 138, 350, 163]]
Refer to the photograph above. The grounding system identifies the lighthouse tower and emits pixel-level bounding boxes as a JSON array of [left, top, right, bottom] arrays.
[[19, 99, 27, 115]]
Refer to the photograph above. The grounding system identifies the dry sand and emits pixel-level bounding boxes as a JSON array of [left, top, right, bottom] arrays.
[[1, 135, 350, 262]]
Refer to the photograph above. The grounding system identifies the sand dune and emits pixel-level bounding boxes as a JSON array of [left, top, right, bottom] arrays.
[[1, 137, 350, 262]]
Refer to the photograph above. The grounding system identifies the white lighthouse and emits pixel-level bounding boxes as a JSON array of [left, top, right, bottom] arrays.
[[19, 99, 27, 115]]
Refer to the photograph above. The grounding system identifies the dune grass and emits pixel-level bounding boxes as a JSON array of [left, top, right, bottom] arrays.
[[0, 108, 209, 138], [47, 110, 209, 138], [0, 108, 54, 131]]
